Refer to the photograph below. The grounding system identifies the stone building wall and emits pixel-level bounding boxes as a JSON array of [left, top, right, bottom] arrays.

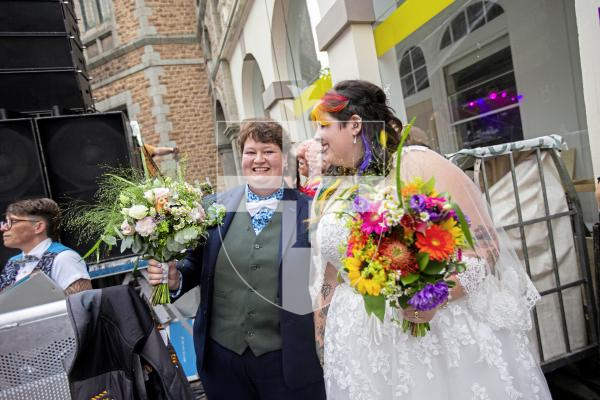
[[77, 0, 217, 183]]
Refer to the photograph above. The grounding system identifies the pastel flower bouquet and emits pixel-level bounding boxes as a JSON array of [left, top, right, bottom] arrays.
[[340, 124, 474, 336], [67, 168, 225, 305]]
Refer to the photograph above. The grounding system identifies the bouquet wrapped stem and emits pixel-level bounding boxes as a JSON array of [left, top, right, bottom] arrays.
[[403, 320, 430, 337], [150, 262, 172, 305]]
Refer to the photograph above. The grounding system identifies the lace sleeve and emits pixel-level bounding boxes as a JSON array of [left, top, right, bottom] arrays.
[[458, 256, 540, 331], [457, 257, 487, 294]]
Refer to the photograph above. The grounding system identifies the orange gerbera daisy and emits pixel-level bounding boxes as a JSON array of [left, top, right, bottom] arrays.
[[415, 225, 454, 261], [401, 182, 421, 197]]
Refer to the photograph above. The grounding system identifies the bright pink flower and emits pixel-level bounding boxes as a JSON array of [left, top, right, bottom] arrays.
[[360, 202, 389, 235], [424, 196, 447, 208]]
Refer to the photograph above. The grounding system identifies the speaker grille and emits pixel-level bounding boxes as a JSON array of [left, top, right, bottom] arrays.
[[36, 112, 135, 257], [0, 119, 49, 263]]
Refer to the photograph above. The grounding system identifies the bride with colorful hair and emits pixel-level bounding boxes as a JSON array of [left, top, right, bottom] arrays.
[[308, 79, 552, 399]]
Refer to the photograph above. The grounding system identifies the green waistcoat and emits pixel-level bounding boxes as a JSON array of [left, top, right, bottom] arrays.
[[209, 205, 282, 356]]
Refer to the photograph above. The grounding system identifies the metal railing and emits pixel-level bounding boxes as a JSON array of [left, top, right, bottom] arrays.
[[450, 136, 599, 372]]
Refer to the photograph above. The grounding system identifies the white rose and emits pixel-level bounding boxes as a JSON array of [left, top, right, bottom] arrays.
[[128, 205, 148, 219], [190, 207, 206, 222], [143, 190, 155, 203]]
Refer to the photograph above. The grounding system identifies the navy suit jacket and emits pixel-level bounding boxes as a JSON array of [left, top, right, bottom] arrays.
[[176, 186, 324, 390]]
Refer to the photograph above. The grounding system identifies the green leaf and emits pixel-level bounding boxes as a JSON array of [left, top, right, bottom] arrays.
[[400, 272, 420, 285], [417, 252, 429, 271], [423, 275, 440, 284], [363, 294, 386, 322], [82, 239, 102, 259], [397, 296, 410, 309], [421, 176, 436, 194], [120, 235, 133, 253], [395, 116, 417, 204], [450, 202, 474, 248], [423, 260, 446, 275], [102, 235, 117, 246], [132, 235, 143, 254]]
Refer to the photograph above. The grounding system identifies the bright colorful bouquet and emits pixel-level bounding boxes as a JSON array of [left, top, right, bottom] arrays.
[[340, 125, 474, 336], [67, 168, 226, 305]]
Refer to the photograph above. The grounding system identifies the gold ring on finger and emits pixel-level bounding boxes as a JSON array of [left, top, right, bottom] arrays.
[[414, 311, 420, 320]]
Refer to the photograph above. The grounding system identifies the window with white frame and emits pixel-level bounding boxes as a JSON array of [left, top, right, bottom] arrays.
[[285, 0, 321, 88], [440, 1, 504, 49], [75, 0, 115, 59], [399, 46, 430, 98], [78, 0, 112, 31]]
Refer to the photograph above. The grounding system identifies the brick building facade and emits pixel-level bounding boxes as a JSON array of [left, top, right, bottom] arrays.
[[74, 0, 218, 184]]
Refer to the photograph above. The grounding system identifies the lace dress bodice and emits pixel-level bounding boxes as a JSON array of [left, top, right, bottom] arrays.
[[316, 212, 349, 272]]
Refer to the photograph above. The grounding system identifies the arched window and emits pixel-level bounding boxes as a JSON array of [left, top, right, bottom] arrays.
[[241, 55, 266, 117], [399, 47, 429, 98], [440, 1, 504, 50], [285, 0, 321, 87]]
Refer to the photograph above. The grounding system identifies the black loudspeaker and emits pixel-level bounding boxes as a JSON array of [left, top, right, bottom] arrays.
[[0, 118, 50, 263], [0, 36, 86, 71], [0, 0, 77, 34], [36, 112, 139, 258], [0, 0, 92, 113], [0, 70, 92, 113]]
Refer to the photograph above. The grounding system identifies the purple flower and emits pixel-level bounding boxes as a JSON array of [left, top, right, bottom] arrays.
[[446, 209, 457, 221], [353, 195, 370, 213], [428, 211, 443, 222], [410, 195, 426, 212], [408, 281, 449, 311]]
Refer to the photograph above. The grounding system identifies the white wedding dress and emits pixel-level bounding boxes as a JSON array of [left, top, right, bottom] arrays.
[[313, 148, 553, 400]]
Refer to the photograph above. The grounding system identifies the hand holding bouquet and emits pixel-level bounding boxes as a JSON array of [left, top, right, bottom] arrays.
[[67, 169, 225, 305], [340, 122, 474, 336]]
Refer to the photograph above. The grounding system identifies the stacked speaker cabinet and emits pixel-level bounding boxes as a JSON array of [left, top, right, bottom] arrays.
[[0, 112, 140, 265], [0, 118, 50, 262], [0, 0, 93, 113]]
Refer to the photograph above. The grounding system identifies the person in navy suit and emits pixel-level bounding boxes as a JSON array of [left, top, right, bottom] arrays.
[[148, 118, 325, 400]]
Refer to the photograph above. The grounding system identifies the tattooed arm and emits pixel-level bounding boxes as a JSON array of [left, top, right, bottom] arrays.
[[314, 263, 338, 366], [64, 278, 93, 295]]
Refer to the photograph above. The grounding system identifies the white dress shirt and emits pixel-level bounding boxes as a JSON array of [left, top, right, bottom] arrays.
[[14, 238, 90, 290]]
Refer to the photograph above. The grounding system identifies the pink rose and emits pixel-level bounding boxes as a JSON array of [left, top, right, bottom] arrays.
[[190, 206, 206, 222], [121, 220, 133, 236], [135, 216, 156, 237]]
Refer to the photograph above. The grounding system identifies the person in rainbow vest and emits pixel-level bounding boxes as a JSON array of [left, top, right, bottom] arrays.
[[0, 198, 91, 295]]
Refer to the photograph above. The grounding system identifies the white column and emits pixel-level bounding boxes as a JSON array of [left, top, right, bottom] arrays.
[[315, 0, 381, 85], [326, 25, 381, 84], [574, 0, 600, 179]]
